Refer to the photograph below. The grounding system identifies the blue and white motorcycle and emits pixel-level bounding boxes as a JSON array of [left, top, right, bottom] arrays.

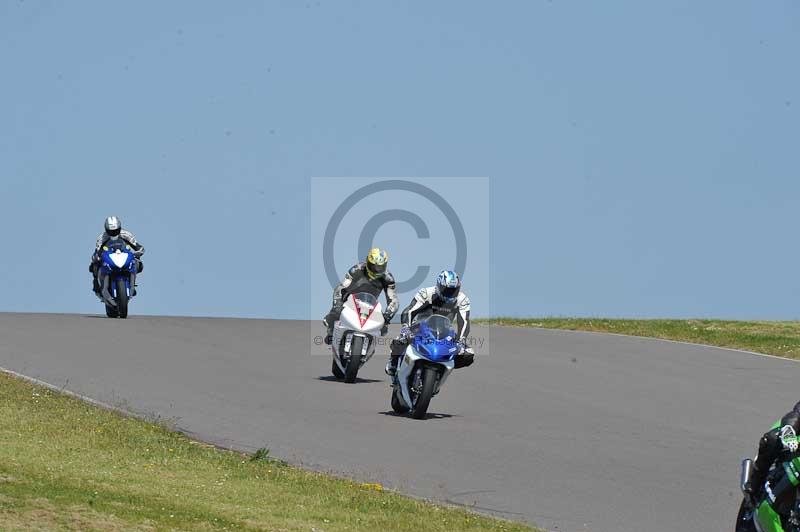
[[98, 239, 139, 318], [390, 314, 461, 419]]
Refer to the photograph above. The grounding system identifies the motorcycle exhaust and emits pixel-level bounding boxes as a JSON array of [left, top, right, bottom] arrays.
[[741, 458, 753, 495]]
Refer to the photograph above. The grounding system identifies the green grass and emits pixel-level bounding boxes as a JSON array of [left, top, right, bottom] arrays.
[[477, 318, 800, 360], [0, 371, 538, 532]]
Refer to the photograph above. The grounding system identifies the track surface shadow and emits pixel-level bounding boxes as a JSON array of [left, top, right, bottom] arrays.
[[378, 410, 458, 420], [316, 375, 384, 384]]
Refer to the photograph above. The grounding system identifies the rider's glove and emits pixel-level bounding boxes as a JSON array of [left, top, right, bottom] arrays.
[[457, 341, 473, 354]]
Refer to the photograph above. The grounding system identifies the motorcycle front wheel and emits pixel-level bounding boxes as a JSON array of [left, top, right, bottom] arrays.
[[410, 366, 438, 419], [115, 278, 129, 319], [344, 336, 363, 383]]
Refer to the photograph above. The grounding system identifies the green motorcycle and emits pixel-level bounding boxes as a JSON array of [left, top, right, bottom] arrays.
[[737, 425, 800, 532]]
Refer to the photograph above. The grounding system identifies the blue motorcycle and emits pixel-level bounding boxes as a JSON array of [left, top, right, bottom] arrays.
[[98, 239, 139, 318], [391, 315, 461, 419]]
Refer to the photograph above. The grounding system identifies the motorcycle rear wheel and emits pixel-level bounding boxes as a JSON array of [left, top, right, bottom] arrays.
[[331, 358, 345, 379], [391, 387, 409, 413]]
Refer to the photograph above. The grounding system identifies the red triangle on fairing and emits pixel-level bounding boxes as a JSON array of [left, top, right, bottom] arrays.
[[352, 294, 376, 327]]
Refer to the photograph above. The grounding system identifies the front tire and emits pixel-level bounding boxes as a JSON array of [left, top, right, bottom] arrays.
[[115, 278, 129, 319], [411, 366, 438, 419], [344, 336, 363, 383]]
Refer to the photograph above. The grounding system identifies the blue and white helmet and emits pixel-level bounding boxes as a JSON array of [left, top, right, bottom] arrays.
[[435, 270, 461, 304]]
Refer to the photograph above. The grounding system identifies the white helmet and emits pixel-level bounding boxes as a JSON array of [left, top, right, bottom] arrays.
[[104, 216, 122, 237]]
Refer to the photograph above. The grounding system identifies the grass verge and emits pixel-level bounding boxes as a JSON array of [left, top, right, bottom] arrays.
[[477, 318, 800, 360], [0, 371, 537, 531]]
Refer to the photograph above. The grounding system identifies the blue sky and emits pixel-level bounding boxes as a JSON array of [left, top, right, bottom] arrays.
[[1, 1, 798, 319]]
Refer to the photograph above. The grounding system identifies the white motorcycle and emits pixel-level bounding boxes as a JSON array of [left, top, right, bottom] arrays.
[[391, 314, 460, 419], [331, 292, 385, 383]]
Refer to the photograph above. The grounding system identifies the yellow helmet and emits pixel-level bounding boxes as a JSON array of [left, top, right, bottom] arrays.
[[365, 248, 389, 280]]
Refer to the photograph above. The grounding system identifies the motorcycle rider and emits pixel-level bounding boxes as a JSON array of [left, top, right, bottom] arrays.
[[385, 270, 475, 376], [322, 247, 399, 345], [90, 216, 145, 299], [744, 400, 800, 503]]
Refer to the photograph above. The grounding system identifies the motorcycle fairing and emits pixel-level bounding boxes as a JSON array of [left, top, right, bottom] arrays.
[[331, 293, 384, 374], [396, 344, 455, 409], [99, 245, 136, 305], [755, 500, 784, 532]]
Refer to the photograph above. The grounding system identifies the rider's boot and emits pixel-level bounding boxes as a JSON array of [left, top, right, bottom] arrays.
[[385, 337, 406, 376], [385, 358, 397, 376], [385, 353, 401, 376]]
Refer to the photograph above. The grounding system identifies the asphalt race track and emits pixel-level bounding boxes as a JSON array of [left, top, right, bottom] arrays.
[[1, 313, 797, 531]]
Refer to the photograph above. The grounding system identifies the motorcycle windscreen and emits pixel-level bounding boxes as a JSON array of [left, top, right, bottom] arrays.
[[351, 292, 378, 328], [105, 239, 128, 251], [412, 315, 459, 361]]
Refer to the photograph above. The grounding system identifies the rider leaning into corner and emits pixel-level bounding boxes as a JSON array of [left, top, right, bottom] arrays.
[[385, 270, 475, 376], [90, 216, 145, 300], [322, 247, 399, 344], [744, 400, 800, 503]]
